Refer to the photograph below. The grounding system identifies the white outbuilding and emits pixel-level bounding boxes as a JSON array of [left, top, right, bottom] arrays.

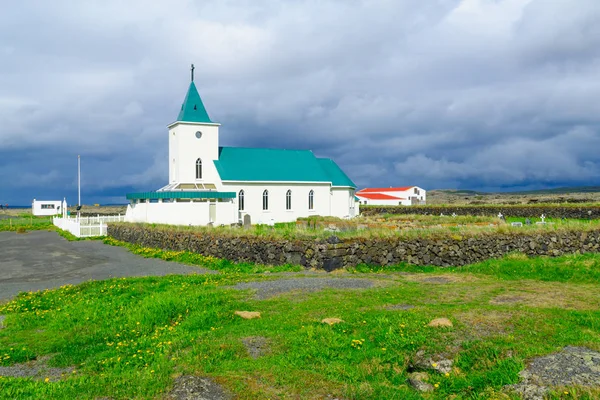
[[356, 187, 426, 206], [32, 199, 63, 216], [125, 67, 358, 226]]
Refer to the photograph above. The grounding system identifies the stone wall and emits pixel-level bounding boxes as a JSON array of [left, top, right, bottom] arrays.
[[108, 224, 600, 270], [361, 205, 600, 219]]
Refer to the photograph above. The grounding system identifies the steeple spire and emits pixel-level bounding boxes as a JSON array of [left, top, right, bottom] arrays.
[[177, 65, 212, 123]]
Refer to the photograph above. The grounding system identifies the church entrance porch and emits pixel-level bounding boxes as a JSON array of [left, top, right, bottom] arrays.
[[125, 191, 237, 226]]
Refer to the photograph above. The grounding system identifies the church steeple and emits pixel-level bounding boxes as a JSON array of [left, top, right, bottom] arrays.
[[177, 64, 212, 123]]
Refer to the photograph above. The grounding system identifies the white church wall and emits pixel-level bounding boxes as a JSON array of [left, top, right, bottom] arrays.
[[125, 200, 237, 226], [329, 188, 355, 218], [222, 182, 332, 224], [168, 122, 222, 185]]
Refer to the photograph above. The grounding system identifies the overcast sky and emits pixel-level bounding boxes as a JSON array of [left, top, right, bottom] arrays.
[[1, 0, 599, 205]]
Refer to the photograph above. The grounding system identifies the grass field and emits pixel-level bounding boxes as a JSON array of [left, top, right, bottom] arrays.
[[0, 216, 53, 232], [1, 247, 599, 399]]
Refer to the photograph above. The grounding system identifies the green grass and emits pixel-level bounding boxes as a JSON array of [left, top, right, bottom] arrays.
[[351, 252, 600, 284], [0, 219, 105, 241], [0, 217, 53, 232], [1, 250, 599, 398]]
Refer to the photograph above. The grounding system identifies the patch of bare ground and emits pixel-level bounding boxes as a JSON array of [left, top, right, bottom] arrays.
[[231, 278, 378, 300], [236, 372, 345, 400], [489, 282, 600, 310], [166, 375, 231, 400], [0, 355, 74, 381], [241, 336, 271, 359], [402, 273, 481, 285], [506, 346, 600, 400], [384, 304, 415, 311], [455, 310, 514, 338], [409, 349, 457, 375], [414, 281, 499, 307]]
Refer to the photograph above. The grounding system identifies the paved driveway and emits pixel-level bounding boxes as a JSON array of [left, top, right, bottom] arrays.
[[0, 231, 213, 301]]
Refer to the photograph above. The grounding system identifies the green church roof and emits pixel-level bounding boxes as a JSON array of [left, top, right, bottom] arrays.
[[213, 147, 356, 187], [315, 158, 356, 187], [177, 82, 213, 123]]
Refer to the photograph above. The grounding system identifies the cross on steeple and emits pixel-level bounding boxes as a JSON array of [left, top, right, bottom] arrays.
[[191, 64, 195, 82]]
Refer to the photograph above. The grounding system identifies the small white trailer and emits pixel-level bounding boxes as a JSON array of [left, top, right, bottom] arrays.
[[32, 199, 63, 216]]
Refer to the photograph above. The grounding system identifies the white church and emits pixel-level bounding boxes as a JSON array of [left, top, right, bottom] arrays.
[[125, 67, 359, 226]]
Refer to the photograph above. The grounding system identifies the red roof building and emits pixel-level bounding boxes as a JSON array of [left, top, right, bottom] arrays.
[[356, 186, 426, 206]]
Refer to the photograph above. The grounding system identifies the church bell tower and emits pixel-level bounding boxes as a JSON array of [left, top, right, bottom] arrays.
[[166, 65, 221, 186]]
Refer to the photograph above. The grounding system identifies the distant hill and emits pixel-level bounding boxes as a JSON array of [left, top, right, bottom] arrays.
[[432, 186, 600, 196], [431, 189, 488, 196], [502, 186, 600, 195]]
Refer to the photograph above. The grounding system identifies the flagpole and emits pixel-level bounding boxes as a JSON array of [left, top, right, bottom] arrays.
[[78, 155, 81, 220]]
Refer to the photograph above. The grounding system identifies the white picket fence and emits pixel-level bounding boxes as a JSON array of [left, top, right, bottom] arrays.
[[53, 215, 125, 238]]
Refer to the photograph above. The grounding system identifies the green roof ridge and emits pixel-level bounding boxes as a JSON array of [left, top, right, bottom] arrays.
[[213, 147, 356, 188], [177, 82, 212, 123]]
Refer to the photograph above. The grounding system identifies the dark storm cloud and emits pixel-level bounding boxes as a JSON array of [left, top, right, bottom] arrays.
[[1, 0, 599, 204]]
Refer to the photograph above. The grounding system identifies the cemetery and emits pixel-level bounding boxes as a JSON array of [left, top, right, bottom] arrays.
[[361, 204, 600, 219], [108, 211, 600, 270]]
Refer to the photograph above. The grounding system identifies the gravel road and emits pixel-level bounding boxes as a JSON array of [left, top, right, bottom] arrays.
[[0, 231, 213, 301]]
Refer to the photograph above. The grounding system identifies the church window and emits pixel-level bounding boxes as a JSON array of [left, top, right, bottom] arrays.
[[238, 190, 245, 211], [262, 190, 269, 210], [286, 190, 292, 210], [195, 158, 202, 179], [308, 190, 314, 210]]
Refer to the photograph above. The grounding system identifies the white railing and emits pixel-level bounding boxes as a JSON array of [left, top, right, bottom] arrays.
[[53, 214, 125, 238]]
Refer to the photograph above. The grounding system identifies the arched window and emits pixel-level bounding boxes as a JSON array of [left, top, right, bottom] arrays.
[[238, 190, 245, 211], [195, 158, 202, 179], [262, 190, 269, 210], [308, 190, 314, 210], [286, 190, 292, 210]]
